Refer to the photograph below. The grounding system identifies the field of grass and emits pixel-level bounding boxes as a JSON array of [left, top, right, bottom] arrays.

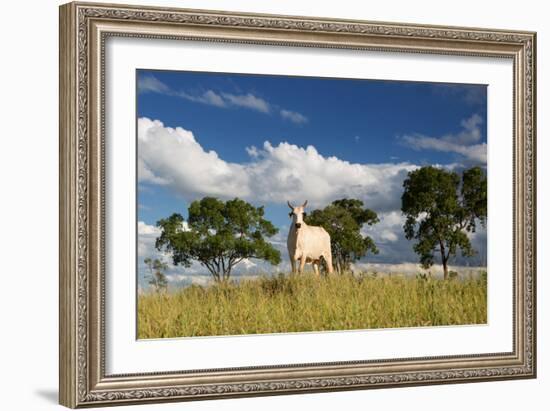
[[137, 272, 487, 339]]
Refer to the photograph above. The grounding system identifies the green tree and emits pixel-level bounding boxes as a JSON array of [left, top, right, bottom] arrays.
[[306, 199, 379, 273], [156, 197, 281, 282], [144, 257, 168, 292], [401, 166, 487, 280]]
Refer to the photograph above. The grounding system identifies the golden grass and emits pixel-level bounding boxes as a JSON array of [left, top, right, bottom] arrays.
[[137, 272, 487, 339]]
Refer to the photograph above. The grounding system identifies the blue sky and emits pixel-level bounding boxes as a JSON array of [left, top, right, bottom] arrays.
[[136, 69, 487, 286]]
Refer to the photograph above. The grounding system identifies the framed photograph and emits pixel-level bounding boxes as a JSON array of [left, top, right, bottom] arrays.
[[59, 2, 536, 408]]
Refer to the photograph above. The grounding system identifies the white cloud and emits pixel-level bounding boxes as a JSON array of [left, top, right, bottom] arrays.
[[363, 211, 405, 244], [138, 220, 161, 236], [280, 109, 308, 124], [351, 262, 486, 278], [245, 145, 260, 158], [402, 137, 486, 163], [178, 89, 270, 111], [137, 220, 193, 281], [137, 75, 170, 94], [221, 92, 271, 113], [137, 219, 274, 287], [362, 210, 487, 267], [138, 117, 418, 210], [138, 118, 250, 198], [137, 75, 309, 121], [466, 224, 488, 266], [177, 90, 227, 107], [138, 74, 270, 112], [137, 215, 486, 288], [137, 220, 161, 256], [137, 118, 488, 283], [166, 274, 212, 286], [402, 114, 486, 164], [138, 157, 170, 185], [456, 114, 483, 144], [359, 211, 419, 265]]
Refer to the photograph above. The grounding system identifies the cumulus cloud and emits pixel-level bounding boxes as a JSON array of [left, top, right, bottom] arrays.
[[137, 214, 485, 288], [137, 117, 488, 285], [138, 118, 250, 199], [363, 211, 405, 244], [245, 145, 260, 158], [137, 220, 161, 256], [137, 220, 175, 288], [466, 225, 488, 266], [360, 211, 417, 265], [138, 117, 417, 210], [137, 220, 267, 287], [138, 157, 170, 186], [361, 210, 487, 267], [280, 109, 308, 124], [137, 219, 189, 263], [401, 114, 486, 164]]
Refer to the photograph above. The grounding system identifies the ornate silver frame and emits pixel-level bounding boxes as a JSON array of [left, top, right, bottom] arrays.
[[59, 2, 537, 408]]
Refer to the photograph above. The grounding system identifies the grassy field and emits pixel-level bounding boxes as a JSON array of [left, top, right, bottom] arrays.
[[137, 272, 487, 339]]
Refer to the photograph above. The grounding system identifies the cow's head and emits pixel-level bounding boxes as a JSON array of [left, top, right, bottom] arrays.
[[288, 200, 308, 229]]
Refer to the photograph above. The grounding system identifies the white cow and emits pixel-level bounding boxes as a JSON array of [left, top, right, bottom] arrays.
[[287, 201, 334, 276]]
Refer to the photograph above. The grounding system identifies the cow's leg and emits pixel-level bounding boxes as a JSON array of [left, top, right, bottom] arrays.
[[290, 257, 296, 274], [298, 257, 306, 274], [324, 253, 334, 274], [312, 260, 320, 277]]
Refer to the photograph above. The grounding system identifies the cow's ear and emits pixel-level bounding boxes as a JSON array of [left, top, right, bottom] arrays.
[[303, 212, 307, 218], [288, 212, 293, 217]]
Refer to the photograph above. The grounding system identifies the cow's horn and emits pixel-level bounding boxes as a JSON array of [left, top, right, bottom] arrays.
[[302, 200, 308, 208], [287, 201, 294, 209]]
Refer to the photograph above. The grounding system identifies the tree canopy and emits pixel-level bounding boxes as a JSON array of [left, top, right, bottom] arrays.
[[401, 166, 487, 279], [306, 198, 379, 273], [155, 197, 281, 282]]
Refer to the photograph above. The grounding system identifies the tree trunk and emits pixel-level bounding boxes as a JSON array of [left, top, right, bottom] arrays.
[[223, 267, 231, 281], [439, 241, 449, 280], [205, 264, 221, 282], [337, 258, 344, 274]]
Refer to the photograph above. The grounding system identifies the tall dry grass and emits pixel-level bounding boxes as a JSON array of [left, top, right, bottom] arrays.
[[137, 272, 487, 339]]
